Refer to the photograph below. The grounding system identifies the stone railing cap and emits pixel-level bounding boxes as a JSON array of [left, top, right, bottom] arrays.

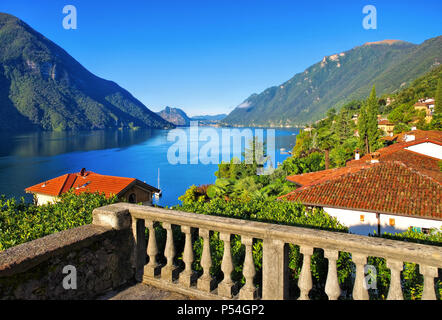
[[92, 203, 131, 230], [0, 225, 110, 277]]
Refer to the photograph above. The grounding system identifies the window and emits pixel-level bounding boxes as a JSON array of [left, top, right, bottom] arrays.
[[360, 215, 365, 222], [411, 227, 431, 234], [389, 218, 395, 227], [128, 193, 136, 203]]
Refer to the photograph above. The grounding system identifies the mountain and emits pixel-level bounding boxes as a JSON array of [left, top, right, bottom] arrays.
[[156, 108, 227, 126], [191, 114, 227, 121], [0, 13, 173, 131], [156, 106, 191, 126], [223, 36, 442, 127]]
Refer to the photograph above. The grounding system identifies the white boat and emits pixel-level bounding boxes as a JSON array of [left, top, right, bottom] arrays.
[[154, 168, 162, 198]]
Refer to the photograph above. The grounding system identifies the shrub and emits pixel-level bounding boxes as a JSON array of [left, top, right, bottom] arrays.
[[0, 191, 118, 251], [172, 198, 353, 299]]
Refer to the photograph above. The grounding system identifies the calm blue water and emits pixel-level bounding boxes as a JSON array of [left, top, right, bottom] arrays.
[[0, 127, 298, 207]]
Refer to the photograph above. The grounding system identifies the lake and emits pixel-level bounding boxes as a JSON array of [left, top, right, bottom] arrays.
[[0, 127, 299, 207]]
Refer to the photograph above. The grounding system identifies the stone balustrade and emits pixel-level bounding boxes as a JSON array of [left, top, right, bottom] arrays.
[[93, 203, 442, 300]]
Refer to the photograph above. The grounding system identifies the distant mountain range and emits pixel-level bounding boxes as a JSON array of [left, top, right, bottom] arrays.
[[156, 106, 226, 126], [156, 106, 191, 126], [223, 37, 442, 127], [3, 12, 440, 131], [0, 13, 173, 131], [191, 114, 227, 121]]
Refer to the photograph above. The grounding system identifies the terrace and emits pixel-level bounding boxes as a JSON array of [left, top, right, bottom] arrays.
[[1, 203, 441, 300]]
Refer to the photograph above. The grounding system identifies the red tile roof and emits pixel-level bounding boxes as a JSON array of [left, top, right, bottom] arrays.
[[281, 131, 442, 220], [390, 130, 442, 144], [346, 137, 442, 167], [25, 171, 159, 198], [378, 120, 394, 126], [286, 165, 371, 187], [280, 161, 441, 220]]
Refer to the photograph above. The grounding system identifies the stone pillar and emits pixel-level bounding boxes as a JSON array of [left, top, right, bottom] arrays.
[[352, 253, 369, 300], [92, 203, 137, 283], [324, 249, 341, 300], [420, 265, 438, 300], [92, 204, 131, 230], [144, 220, 160, 279], [161, 222, 177, 282], [262, 239, 288, 300], [239, 236, 257, 300], [386, 259, 403, 300], [197, 229, 215, 292], [179, 226, 194, 288], [218, 233, 235, 298], [298, 246, 313, 300], [131, 218, 146, 282]]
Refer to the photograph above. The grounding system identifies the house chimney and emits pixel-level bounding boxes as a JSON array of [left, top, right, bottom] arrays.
[[80, 168, 86, 176], [370, 152, 380, 163], [355, 149, 360, 160]]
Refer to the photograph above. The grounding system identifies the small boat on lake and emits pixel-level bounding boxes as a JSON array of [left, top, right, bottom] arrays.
[[154, 168, 162, 198]]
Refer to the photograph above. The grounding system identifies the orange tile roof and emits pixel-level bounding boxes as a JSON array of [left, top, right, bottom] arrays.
[[280, 162, 441, 220], [393, 130, 442, 144], [281, 131, 442, 220], [378, 120, 394, 126], [347, 137, 442, 167], [414, 102, 430, 107], [381, 149, 442, 183], [286, 164, 370, 187], [25, 171, 159, 198]]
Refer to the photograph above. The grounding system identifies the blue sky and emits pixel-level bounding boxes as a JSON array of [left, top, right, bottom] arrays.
[[0, 0, 441, 116]]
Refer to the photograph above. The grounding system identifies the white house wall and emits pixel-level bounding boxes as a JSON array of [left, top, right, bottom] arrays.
[[35, 193, 58, 206], [380, 214, 442, 234], [323, 207, 378, 235], [323, 207, 442, 236], [405, 142, 442, 159]]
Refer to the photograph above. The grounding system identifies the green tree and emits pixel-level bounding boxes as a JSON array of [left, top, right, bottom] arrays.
[[388, 103, 417, 124], [359, 85, 382, 154], [435, 76, 442, 114], [317, 127, 336, 170], [326, 108, 337, 123], [366, 85, 382, 152], [393, 122, 411, 134], [292, 130, 314, 157], [358, 102, 369, 154], [335, 107, 354, 142]]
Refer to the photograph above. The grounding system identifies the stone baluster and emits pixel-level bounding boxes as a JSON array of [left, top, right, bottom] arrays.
[[179, 225, 194, 287], [262, 239, 289, 300], [131, 218, 146, 282], [352, 253, 369, 300], [161, 222, 176, 281], [324, 249, 341, 300], [298, 246, 313, 300], [420, 265, 438, 300], [239, 236, 257, 300], [144, 220, 159, 278], [197, 229, 215, 292], [386, 260, 404, 300], [218, 233, 235, 298]]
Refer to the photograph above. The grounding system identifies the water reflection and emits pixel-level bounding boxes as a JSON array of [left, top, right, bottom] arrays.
[[0, 127, 298, 206], [0, 129, 156, 157]]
